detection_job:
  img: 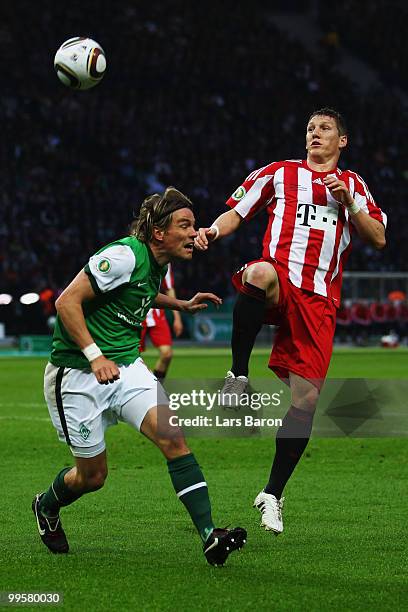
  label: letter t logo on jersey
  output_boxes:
[297,203,317,227]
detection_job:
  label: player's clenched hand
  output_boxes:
[194,227,217,251]
[323,176,354,207]
[182,292,222,314]
[91,355,120,384]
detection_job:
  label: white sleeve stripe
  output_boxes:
[354,174,368,198]
[251,165,269,181]
[381,210,388,228]
[234,175,274,217]
[246,164,269,182]
[354,173,375,204]
[353,172,386,219]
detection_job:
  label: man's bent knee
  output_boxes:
[292,386,319,413]
[243,262,279,303]
[159,346,173,363]
[290,373,320,413]
[141,405,190,458]
[74,467,108,493]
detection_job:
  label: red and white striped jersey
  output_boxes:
[227,159,387,304]
[145,264,174,327]
[162,264,174,292]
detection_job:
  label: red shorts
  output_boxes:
[140,312,172,352]
[232,260,337,389]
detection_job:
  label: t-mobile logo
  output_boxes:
[296,203,337,228]
[297,203,317,227]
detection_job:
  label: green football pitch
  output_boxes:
[0,348,407,611]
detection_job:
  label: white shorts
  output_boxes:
[44,358,169,458]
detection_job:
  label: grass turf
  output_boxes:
[0,349,407,611]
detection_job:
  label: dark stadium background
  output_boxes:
[1,0,407,339]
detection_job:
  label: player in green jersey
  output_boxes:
[32,187,246,566]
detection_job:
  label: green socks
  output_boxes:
[168,453,215,543]
[39,456,215,543]
[39,467,83,517]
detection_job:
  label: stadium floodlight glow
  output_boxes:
[20,292,40,305]
[0,293,13,305]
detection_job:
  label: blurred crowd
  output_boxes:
[1,1,407,335]
[317,0,408,86]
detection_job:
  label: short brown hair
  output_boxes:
[131,187,193,243]
[308,107,347,136]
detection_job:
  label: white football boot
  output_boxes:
[219,370,248,409]
[253,490,284,535]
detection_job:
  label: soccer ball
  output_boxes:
[54,37,106,90]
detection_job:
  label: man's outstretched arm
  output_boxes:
[194,209,243,251]
[153,292,222,312]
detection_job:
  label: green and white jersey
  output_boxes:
[50,236,167,369]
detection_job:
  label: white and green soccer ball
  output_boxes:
[54,37,107,90]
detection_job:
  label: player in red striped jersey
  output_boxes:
[195,108,386,535]
[140,263,183,380]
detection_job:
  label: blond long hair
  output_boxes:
[131,187,193,242]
